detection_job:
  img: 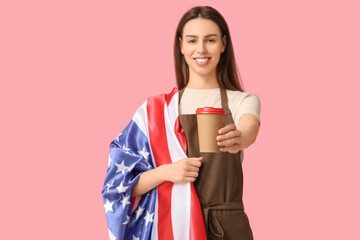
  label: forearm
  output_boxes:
[238,114,260,150]
[132,165,168,197]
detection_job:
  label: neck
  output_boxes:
[186,69,219,89]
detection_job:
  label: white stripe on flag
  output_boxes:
[151,188,159,240]
[133,99,159,239]
[166,92,187,159]
[165,92,190,240]
[132,100,149,138]
[167,92,180,131]
[133,99,157,169]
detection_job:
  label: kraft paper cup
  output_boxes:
[196,107,225,152]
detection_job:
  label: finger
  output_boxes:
[216,129,241,142]
[220,144,241,153]
[188,158,203,167]
[184,171,199,178]
[189,160,202,167]
[218,138,240,148]
[183,177,197,183]
[218,123,236,134]
[185,166,200,172]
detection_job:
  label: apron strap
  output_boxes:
[220,87,229,110]
[200,199,244,238]
[178,87,185,101]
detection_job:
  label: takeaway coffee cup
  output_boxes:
[196,107,226,152]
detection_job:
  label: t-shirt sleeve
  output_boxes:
[234,93,261,126]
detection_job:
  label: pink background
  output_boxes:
[1,0,359,239]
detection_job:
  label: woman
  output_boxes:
[133,5,260,238]
[102,5,260,240]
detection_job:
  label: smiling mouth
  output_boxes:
[194,57,211,63]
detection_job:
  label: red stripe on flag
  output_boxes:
[174,117,187,154]
[165,87,179,105]
[131,197,136,212]
[147,94,174,240]
[189,183,207,239]
[166,87,187,154]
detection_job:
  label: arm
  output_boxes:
[132,157,203,197]
[237,113,260,149]
[132,166,167,197]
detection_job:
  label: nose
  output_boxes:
[197,41,208,54]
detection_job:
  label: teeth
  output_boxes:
[195,58,210,62]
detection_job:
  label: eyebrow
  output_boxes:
[185,34,218,38]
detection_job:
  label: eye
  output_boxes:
[188,39,195,43]
[208,39,215,42]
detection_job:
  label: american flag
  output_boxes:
[101,87,206,240]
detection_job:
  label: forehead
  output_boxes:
[182,18,221,37]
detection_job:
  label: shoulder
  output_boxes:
[226,89,261,125]
[225,89,261,105]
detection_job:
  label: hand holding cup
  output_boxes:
[216,123,243,153]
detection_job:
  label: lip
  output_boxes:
[194,57,211,65]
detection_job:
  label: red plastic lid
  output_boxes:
[196,107,225,114]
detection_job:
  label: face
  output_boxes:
[179,18,226,78]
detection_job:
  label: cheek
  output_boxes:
[183,46,196,55]
[211,44,223,53]
[184,53,195,63]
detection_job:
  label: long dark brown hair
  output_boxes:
[174,6,245,91]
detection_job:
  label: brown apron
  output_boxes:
[178,87,254,240]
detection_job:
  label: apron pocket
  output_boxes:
[208,209,253,240]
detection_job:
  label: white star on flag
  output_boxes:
[144,210,154,225]
[127,163,135,172]
[116,132,123,142]
[133,235,140,240]
[117,182,129,194]
[104,199,114,213]
[115,161,129,174]
[120,194,131,209]
[108,155,112,168]
[146,162,152,169]
[122,144,131,153]
[105,180,114,193]
[138,146,150,160]
[123,215,130,225]
[135,206,144,220]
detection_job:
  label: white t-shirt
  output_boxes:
[179,87,261,126]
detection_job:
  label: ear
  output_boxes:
[179,37,184,54]
[221,35,227,53]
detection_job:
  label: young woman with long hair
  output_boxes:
[132,5,260,239]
